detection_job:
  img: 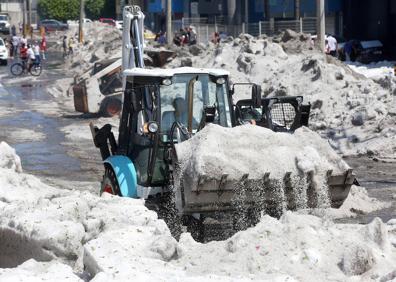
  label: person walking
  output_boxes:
[40,35,47,60]
[326,35,338,57]
[68,36,74,56]
[33,42,41,65]
[19,43,28,63]
[11,35,19,58]
[11,25,16,36]
[27,44,36,72]
[62,36,67,57]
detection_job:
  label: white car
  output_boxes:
[0,38,9,65]
[0,14,11,34]
[115,20,123,30]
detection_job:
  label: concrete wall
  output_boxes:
[0,2,24,26]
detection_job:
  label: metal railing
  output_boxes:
[172,17,319,44]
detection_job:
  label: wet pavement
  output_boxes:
[0,51,104,190]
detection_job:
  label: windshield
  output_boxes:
[0,39,4,46]
[0,15,8,21]
[160,74,231,138]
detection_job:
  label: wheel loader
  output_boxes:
[90,6,356,241]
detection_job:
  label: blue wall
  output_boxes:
[250,0,343,22]
[147,0,184,13]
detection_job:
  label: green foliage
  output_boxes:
[85,0,105,20]
[102,0,116,19]
[38,0,80,22]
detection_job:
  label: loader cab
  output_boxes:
[117,67,233,188]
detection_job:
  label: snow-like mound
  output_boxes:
[176,124,349,179]
[87,212,396,281]
[0,142,395,281]
[168,33,396,158]
[0,259,82,281]
[298,185,391,219]
[0,141,22,173]
[175,124,350,209]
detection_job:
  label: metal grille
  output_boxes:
[270,103,296,129]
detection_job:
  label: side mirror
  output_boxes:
[251,84,261,108]
[204,106,216,123]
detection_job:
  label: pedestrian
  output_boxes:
[211,32,220,44]
[158,31,166,45]
[20,36,27,46]
[68,36,74,56]
[326,35,338,57]
[19,43,28,70]
[27,44,36,72]
[188,27,197,45]
[33,41,41,65]
[11,35,19,57]
[62,36,67,57]
[40,35,47,60]
[324,39,330,54]
[19,43,28,62]
[343,40,352,61]
[11,25,16,36]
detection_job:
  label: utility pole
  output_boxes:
[316,0,325,52]
[22,0,26,37]
[27,0,32,39]
[166,0,171,45]
[244,0,248,26]
[79,0,84,43]
[295,0,300,20]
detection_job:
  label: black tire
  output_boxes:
[100,98,122,117]
[100,166,121,196]
[10,62,24,76]
[30,64,42,76]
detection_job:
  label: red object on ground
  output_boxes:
[99,18,116,26]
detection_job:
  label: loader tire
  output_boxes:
[101,166,121,196]
[100,98,122,117]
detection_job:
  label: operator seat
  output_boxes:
[161,97,188,133]
[161,110,176,132]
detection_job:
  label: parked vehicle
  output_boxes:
[0,37,9,65]
[39,19,68,32]
[338,40,383,64]
[0,14,11,35]
[99,18,116,26]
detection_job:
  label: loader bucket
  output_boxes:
[73,83,89,113]
[175,166,355,215]
[146,50,175,67]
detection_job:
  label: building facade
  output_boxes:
[343,0,396,58]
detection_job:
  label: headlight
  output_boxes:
[216,77,226,84]
[143,121,159,134]
[148,122,159,133]
[162,78,172,86]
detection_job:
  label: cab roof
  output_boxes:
[123,67,230,78]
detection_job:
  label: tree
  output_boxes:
[85,0,105,20]
[102,0,116,19]
[38,0,80,22]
